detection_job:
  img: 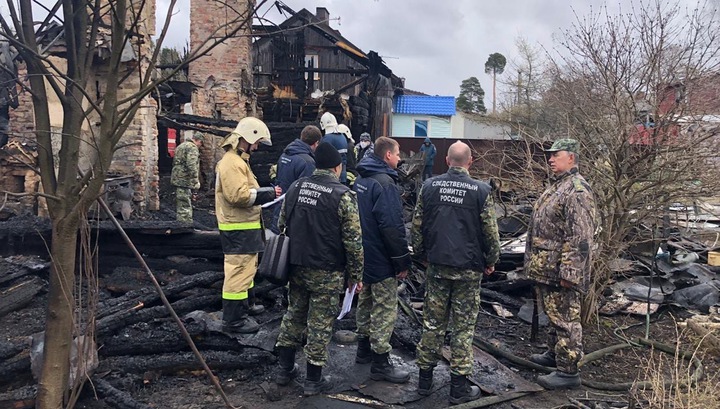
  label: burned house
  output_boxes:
[1,1,408,220]
[0,15,159,219]
[252,5,403,139]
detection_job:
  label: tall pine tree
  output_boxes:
[456,76,486,114]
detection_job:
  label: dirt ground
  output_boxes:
[2,176,720,408]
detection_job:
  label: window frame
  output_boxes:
[413,118,430,137]
[304,54,320,81]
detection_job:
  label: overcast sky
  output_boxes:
[156,0,710,103]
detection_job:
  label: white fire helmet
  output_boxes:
[337,124,352,141]
[221,117,272,150]
[320,112,339,133]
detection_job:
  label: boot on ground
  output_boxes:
[529,349,557,367]
[275,346,298,386]
[222,299,260,334]
[417,368,434,396]
[304,363,331,396]
[449,373,481,405]
[247,288,265,316]
[536,370,581,390]
[355,336,372,364]
[370,351,410,384]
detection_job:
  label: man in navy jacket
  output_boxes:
[353,136,412,384]
[270,125,322,234]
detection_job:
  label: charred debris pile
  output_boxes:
[1,179,720,407]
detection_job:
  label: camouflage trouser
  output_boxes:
[416,275,481,375]
[275,271,339,367]
[175,187,192,223]
[356,277,398,354]
[536,284,583,373]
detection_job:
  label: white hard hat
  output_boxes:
[222,117,272,150]
[320,112,339,133]
[337,124,352,141]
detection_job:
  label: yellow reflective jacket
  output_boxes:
[215,149,264,254]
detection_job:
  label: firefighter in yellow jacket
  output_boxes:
[216,117,281,333]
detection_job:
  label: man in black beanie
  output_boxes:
[274,142,365,395]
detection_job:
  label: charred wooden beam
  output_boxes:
[96,270,222,320]
[96,229,225,260]
[97,350,275,374]
[251,25,283,34]
[100,320,251,357]
[0,264,33,286]
[0,337,30,360]
[96,294,219,338]
[0,276,47,318]
[275,67,369,75]
[336,75,369,94]
[162,112,238,128]
[0,351,31,386]
[89,377,152,409]
[480,288,524,310]
[0,385,36,409]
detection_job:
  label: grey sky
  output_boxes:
[156,0,702,102]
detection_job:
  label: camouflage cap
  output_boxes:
[545,138,578,153]
[192,132,205,141]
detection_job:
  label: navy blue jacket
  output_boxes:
[276,139,315,192]
[271,139,315,233]
[354,154,412,283]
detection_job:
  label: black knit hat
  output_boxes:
[315,142,342,169]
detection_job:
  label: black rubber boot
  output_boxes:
[536,371,581,390]
[222,299,260,334]
[304,363,331,396]
[355,336,372,364]
[417,368,434,396]
[449,373,481,405]
[529,350,557,367]
[275,346,298,386]
[247,287,265,316]
[370,352,410,384]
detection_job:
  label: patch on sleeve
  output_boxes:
[572,178,586,192]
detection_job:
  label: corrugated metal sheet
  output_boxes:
[393,95,456,116]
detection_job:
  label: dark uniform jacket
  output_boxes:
[354,153,412,284]
[524,167,596,291]
[417,167,495,271]
[284,172,350,271]
[276,139,316,193]
[271,139,315,233]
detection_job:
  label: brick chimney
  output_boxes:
[315,7,329,23]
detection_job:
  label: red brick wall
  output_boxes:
[189,0,256,184]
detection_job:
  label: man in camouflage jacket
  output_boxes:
[274,142,364,396]
[171,132,203,223]
[525,138,597,390]
[411,141,500,405]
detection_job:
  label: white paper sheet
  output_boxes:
[260,193,285,208]
[337,284,357,320]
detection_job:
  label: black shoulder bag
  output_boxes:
[257,198,293,286]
